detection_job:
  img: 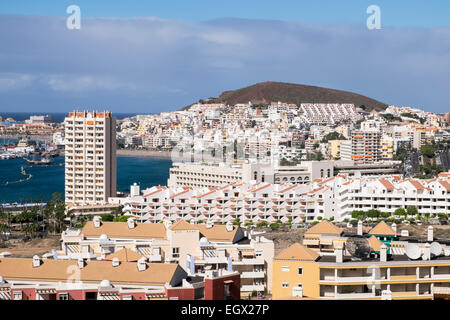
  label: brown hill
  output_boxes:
[183,81,388,111]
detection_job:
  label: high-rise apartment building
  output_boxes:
[64,111,117,207]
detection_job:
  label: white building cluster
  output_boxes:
[120,173,450,224]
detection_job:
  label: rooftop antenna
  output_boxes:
[430,242,443,257]
[405,243,421,260]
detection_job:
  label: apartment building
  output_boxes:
[168,161,334,188]
[59,218,274,295]
[273,242,450,300]
[273,219,450,301]
[0,255,240,300]
[349,128,382,164]
[123,173,450,224]
[64,111,117,207]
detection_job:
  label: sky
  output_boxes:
[0,1,449,114]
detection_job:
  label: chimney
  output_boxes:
[32,255,41,268]
[392,223,397,236]
[244,230,248,237]
[357,220,363,236]
[206,221,213,229]
[422,243,431,261]
[112,257,120,267]
[427,226,433,242]
[380,244,387,262]
[78,258,85,269]
[137,257,147,271]
[226,222,233,232]
[93,216,102,228]
[335,247,343,263]
[163,220,172,229]
[127,217,136,229]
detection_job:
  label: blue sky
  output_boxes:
[0,1,449,113]
[1,0,450,27]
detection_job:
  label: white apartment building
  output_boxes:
[64,111,117,207]
[167,161,335,188]
[121,173,450,224]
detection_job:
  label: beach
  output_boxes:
[117,149,172,159]
[117,149,222,162]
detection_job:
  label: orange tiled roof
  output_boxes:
[368,221,396,236]
[274,243,319,261]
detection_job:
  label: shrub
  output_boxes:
[367,209,381,218]
[270,223,280,229]
[317,216,323,220]
[381,212,391,218]
[438,213,448,220]
[394,208,406,217]
[113,215,134,222]
[100,214,114,222]
[257,221,268,228]
[310,221,319,226]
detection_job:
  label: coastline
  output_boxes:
[117,149,173,159]
[116,149,223,162]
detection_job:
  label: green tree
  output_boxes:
[406,206,418,216]
[394,208,406,217]
[367,209,381,218]
[420,144,435,158]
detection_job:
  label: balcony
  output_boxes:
[390,275,417,281]
[233,258,265,265]
[322,292,377,299]
[241,284,265,292]
[148,254,163,262]
[240,271,265,279]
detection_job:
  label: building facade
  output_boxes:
[64,111,117,207]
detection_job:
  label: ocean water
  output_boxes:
[0,112,155,123]
[0,156,172,204]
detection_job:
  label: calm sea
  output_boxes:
[0,112,155,123]
[0,156,172,204]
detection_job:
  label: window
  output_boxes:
[298,267,303,275]
[13,291,23,300]
[282,266,290,272]
[172,247,180,258]
[59,293,69,300]
[282,283,289,288]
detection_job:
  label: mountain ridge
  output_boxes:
[182,81,388,111]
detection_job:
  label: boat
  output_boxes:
[25,153,52,165]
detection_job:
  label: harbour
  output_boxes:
[0,156,172,204]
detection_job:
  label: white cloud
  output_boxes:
[0,73,34,91]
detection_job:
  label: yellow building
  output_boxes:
[328,140,347,159]
[272,242,450,300]
[380,136,394,160]
[272,243,321,299]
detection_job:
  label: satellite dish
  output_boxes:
[430,242,442,257]
[346,238,371,259]
[405,243,421,260]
